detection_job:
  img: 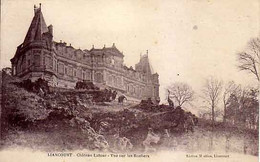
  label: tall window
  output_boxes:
[117,78,122,86]
[83,72,85,80]
[53,60,57,71]
[58,63,64,74]
[68,66,73,76]
[34,55,40,66]
[108,75,112,84]
[65,67,67,75]
[113,76,116,85]
[86,72,91,80]
[95,73,103,83]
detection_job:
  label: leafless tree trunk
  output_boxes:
[237,37,260,81]
[202,77,222,128]
[167,82,194,106]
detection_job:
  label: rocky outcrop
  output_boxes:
[1,72,197,152]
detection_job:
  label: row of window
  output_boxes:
[16,53,37,74]
[126,83,144,97]
[57,49,126,70]
[107,74,122,87]
[53,53,147,83]
[56,61,92,80]
[55,61,104,83]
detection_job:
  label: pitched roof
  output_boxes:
[89,44,124,57]
[23,6,49,45]
[135,54,154,74]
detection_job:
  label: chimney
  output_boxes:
[48,25,53,36]
[112,43,115,47]
[34,5,37,14]
[34,3,41,15]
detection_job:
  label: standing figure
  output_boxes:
[103,88,109,101]
[118,95,127,105]
[108,89,113,101]
[112,90,117,101]
[167,90,174,108]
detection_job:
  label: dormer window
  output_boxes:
[111,58,115,65]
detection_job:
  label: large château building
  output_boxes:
[10,5,160,101]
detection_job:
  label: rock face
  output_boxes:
[2,72,258,156]
[1,72,197,152]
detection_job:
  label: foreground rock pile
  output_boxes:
[1,72,198,152]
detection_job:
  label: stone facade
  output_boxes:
[10,5,160,101]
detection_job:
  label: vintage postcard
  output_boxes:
[0,0,259,162]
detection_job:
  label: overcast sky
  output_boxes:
[1,0,259,105]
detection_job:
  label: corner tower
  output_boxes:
[10,4,55,83]
[135,50,160,101]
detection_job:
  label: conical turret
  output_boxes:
[23,4,49,45]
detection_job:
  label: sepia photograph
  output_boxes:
[0,0,259,162]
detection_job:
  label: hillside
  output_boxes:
[0,72,258,156]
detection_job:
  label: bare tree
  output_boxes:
[223,81,240,123]
[167,82,194,106]
[202,77,222,127]
[237,37,260,81]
